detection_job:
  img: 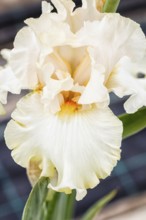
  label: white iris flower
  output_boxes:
[3,0,146,200]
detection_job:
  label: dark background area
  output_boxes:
[0,1,146,219]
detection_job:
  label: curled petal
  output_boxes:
[42,75,74,113]
[25,12,74,49]
[5,93,122,200]
[51,0,67,20]
[76,13,146,75]
[107,57,146,113]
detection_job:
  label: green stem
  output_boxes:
[51,194,68,220]
[65,191,76,220]
[44,192,60,220]
[43,191,76,220]
[102,0,121,12]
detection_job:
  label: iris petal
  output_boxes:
[5,93,122,200]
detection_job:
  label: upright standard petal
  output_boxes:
[5,93,122,200]
[76,12,146,113]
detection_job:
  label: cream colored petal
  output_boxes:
[42,75,74,113]
[70,0,101,33]
[124,92,146,114]
[82,0,101,9]
[59,0,75,14]
[0,67,21,104]
[10,27,40,89]
[1,49,11,61]
[51,0,67,20]
[107,57,146,113]
[25,13,74,50]
[0,66,20,114]
[36,62,55,86]
[44,50,71,74]
[5,93,122,200]
[131,55,146,77]
[41,1,100,34]
[77,13,146,59]
[73,50,91,85]
[57,46,87,72]
[42,1,53,14]
[43,76,74,100]
[78,67,109,106]
[76,13,146,76]
[47,0,100,33]
[78,48,109,106]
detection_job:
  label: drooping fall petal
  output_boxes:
[5,93,122,200]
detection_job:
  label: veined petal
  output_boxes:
[58,46,87,73]
[73,50,91,85]
[5,93,122,200]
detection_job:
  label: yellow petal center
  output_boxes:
[59,100,81,115]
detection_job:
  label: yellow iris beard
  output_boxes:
[60,101,81,115]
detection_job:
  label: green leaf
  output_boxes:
[22,177,49,220]
[119,107,146,139]
[102,0,121,12]
[82,190,117,220]
[22,177,75,220]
